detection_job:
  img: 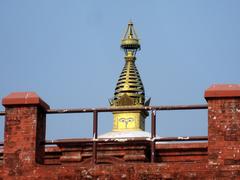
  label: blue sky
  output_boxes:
[0,1,240,141]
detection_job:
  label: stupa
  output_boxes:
[100,21,151,138]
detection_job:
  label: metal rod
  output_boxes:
[151,140,155,163]
[46,104,208,114]
[0,111,5,116]
[92,110,98,164]
[151,110,156,163]
[43,136,208,145]
[151,110,156,139]
[93,110,98,139]
[155,136,208,142]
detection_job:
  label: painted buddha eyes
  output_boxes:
[119,118,134,123]
[119,118,134,128]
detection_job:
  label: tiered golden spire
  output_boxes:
[110,21,149,132]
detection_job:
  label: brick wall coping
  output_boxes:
[2,92,49,110]
[205,84,240,98]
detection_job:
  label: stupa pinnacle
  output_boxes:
[110,21,145,107]
[109,21,150,133]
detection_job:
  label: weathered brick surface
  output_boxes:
[205,85,240,179]
[0,86,240,179]
[1,92,48,178]
[206,98,240,172]
[3,106,45,176]
[1,161,211,179]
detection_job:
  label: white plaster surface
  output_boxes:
[99,130,152,138]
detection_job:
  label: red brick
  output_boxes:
[2,92,49,110]
[0,85,240,179]
[205,84,240,98]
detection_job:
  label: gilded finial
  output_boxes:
[121,21,141,56]
[111,21,145,107]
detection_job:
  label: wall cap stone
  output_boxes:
[2,92,50,110]
[205,84,240,99]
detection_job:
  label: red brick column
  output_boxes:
[205,85,240,168]
[2,92,49,176]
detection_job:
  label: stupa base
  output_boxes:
[99,130,152,139]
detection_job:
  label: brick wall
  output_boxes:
[0,85,239,179]
[205,84,240,178]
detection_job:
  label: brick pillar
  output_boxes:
[2,92,49,176]
[205,84,240,168]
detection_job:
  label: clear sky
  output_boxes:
[0,1,240,141]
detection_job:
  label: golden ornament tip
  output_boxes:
[121,21,141,56]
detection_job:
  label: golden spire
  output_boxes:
[110,21,149,132]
